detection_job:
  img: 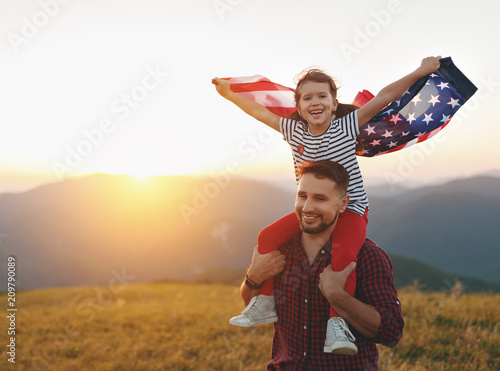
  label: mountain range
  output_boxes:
[0,173,499,292]
[367,176,500,283]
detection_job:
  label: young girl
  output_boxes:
[212,56,441,355]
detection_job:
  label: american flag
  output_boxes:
[224,57,477,157]
[223,75,296,118]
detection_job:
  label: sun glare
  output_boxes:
[120,150,163,179]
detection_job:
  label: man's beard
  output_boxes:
[299,212,339,234]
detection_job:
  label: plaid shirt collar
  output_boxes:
[291,233,332,273]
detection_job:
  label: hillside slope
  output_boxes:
[368,176,500,282]
[0,174,499,290]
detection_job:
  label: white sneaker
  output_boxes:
[323,317,358,355]
[229,295,278,327]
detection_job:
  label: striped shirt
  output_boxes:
[280,111,369,216]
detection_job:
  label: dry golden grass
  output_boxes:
[0,283,498,370]
[380,289,499,371]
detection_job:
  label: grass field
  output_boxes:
[1,283,498,370]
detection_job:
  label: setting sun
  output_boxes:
[120,150,163,179]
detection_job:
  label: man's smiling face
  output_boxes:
[295,172,348,235]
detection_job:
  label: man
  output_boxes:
[238,160,404,370]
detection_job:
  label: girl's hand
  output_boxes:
[211,76,281,131]
[417,56,442,76]
[212,77,233,99]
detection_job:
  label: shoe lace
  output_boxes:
[241,296,259,315]
[332,318,356,342]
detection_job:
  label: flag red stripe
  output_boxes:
[376,119,452,156]
[264,106,296,117]
[223,64,475,158]
[230,81,295,93]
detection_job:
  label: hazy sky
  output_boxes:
[1,0,499,193]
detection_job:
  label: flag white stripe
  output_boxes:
[238,91,295,108]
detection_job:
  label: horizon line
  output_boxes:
[1,169,500,197]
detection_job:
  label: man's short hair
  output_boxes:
[297,160,350,194]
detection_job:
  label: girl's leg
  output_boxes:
[329,208,368,317]
[258,211,301,295]
[229,214,300,327]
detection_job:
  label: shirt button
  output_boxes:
[321,250,325,254]
[304,299,308,303]
[303,325,307,330]
[303,352,307,357]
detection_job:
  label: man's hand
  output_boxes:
[240,246,286,306]
[318,262,356,307]
[319,262,383,339]
[247,246,286,285]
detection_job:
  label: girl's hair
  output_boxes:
[288,68,359,122]
[288,68,365,154]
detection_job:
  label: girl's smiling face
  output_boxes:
[296,81,338,135]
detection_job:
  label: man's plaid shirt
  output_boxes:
[268,236,404,370]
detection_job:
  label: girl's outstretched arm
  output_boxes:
[357,56,442,128]
[212,77,281,132]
